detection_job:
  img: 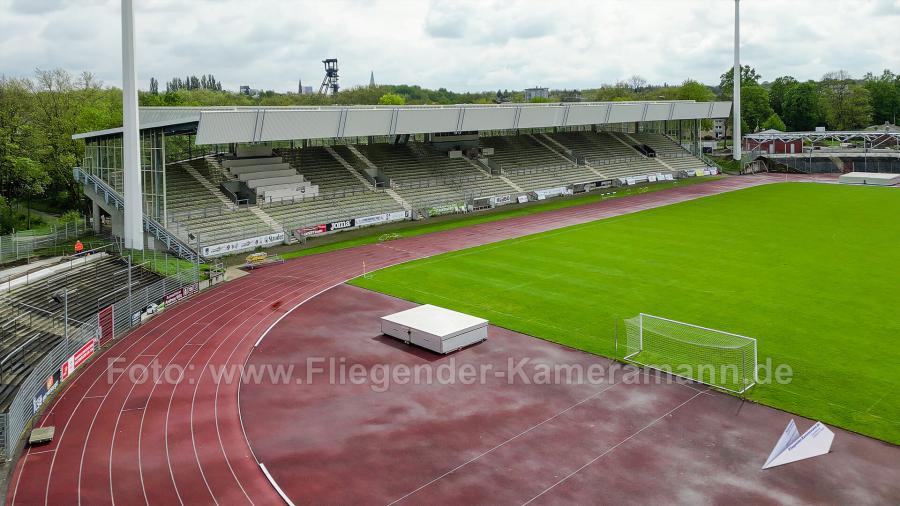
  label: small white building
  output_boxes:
[524,87,550,102]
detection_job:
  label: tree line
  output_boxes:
[719,66,899,134]
[0,66,897,233]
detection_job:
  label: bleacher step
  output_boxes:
[527,134,576,165]
[181,163,234,207]
[540,133,609,179]
[619,132,676,173]
[328,146,412,211]
[324,146,376,190]
[465,158,522,192]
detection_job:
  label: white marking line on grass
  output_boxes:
[386,381,621,506]
[521,389,705,505]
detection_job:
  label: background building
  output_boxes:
[524,87,550,102]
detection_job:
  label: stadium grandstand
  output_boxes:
[0,254,161,415]
[72,101,730,260]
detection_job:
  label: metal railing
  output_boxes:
[500,162,575,177]
[391,173,487,191]
[585,155,647,167]
[3,314,99,457]
[221,185,250,207]
[259,185,375,207]
[280,199,405,234]
[168,204,237,224]
[74,168,201,263]
[1,266,200,457]
[0,219,90,264]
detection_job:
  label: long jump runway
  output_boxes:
[7,174,893,505]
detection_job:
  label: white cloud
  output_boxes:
[0,0,896,92]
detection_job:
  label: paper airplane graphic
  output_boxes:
[762,419,834,469]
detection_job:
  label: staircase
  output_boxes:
[615,132,674,173]
[74,168,201,262]
[332,146,412,211]
[181,163,234,207]
[325,146,376,189]
[467,158,522,192]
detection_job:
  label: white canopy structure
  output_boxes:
[73,101,733,144]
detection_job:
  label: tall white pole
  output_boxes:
[121,0,143,250]
[733,0,742,161]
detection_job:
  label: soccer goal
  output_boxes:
[623,313,758,394]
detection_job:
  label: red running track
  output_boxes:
[6,175,836,505]
[241,284,900,505]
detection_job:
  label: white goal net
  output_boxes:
[624,313,758,394]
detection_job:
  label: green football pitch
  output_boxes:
[351,183,900,444]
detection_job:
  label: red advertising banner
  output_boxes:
[99,305,113,344]
[60,338,98,381]
[164,284,198,306]
[296,224,326,237]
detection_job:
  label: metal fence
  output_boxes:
[259,185,376,207]
[168,204,238,224]
[3,313,99,456]
[391,173,488,191]
[498,161,575,175]
[0,268,197,458]
[0,219,90,264]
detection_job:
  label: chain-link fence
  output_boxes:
[0,219,91,264]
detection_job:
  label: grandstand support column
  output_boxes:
[733,0,742,161]
[92,200,101,233]
[694,119,700,154]
[121,0,143,250]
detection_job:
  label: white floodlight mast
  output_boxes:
[733,0,742,161]
[122,0,143,249]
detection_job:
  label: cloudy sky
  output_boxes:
[1,0,898,92]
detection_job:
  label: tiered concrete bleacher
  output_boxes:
[479,135,599,191]
[631,133,709,173]
[0,256,161,410]
[155,133,710,250]
[279,147,367,194]
[261,147,400,229]
[546,131,667,180]
[165,163,224,219]
[355,143,516,206]
[222,155,319,203]
[165,159,274,244]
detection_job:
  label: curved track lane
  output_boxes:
[7,175,819,505]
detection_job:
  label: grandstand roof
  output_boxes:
[73,101,733,144]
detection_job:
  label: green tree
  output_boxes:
[761,113,787,131]
[719,65,762,98]
[718,65,764,144]
[677,80,715,130]
[863,70,900,125]
[377,93,406,105]
[677,79,715,102]
[782,81,823,131]
[819,71,873,130]
[768,76,798,116]
[741,85,774,132]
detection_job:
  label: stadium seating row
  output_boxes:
[157,132,711,245]
[0,257,161,410]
